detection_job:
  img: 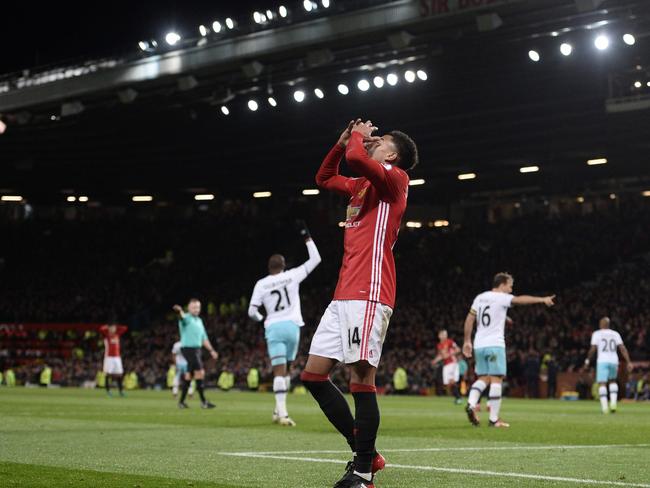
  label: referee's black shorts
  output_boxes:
[180,347,203,373]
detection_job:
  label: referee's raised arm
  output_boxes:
[172,304,186,320]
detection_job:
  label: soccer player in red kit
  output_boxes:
[98,324,128,397]
[432,329,463,404]
[300,119,418,488]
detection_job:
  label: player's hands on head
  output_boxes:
[172,304,182,313]
[462,342,473,358]
[543,295,556,307]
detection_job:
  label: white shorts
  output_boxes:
[103,356,124,375]
[442,362,460,385]
[309,300,393,368]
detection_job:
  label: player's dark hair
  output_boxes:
[389,130,419,171]
[268,254,285,273]
[493,272,514,288]
[188,297,200,304]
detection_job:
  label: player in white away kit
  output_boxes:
[585,317,633,414]
[462,273,555,427]
[248,221,321,426]
[171,340,194,398]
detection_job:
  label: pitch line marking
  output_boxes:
[218,452,650,488]
[222,443,650,456]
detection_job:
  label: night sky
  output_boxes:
[1,1,284,74]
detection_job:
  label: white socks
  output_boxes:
[488,383,503,423]
[273,376,288,418]
[609,382,618,411]
[599,385,608,413]
[468,380,487,408]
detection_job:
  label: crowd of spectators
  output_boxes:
[1,197,649,395]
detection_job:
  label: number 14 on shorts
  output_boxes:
[348,326,361,348]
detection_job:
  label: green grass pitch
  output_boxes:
[1,388,649,487]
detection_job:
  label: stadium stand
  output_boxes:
[1,197,649,395]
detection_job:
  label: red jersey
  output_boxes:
[437,339,459,365]
[98,325,128,358]
[316,132,409,308]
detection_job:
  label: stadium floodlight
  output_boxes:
[357,79,370,91]
[520,165,539,173]
[220,105,230,115]
[322,0,330,7]
[416,70,428,81]
[138,41,148,51]
[268,97,277,107]
[576,196,585,203]
[212,21,222,33]
[260,13,267,22]
[132,195,153,202]
[293,90,306,103]
[647,82,650,88]
[404,70,416,83]
[409,179,425,186]
[458,173,477,180]
[194,194,215,201]
[303,0,315,12]
[266,10,274,20]
[302,189,320,196]
[386,73,398,86]
[66,196,76,202]
[528,50,541,62]
[337,84,349,95]
[623,33,636,46]
[373,76,385,88]
[279,6,288,18]
[594,35,609,50]
[634,81,642,88]
[1,195,23,202]
[78,196,89,202]
[406,221,422,228]
[253,191,272,198]
[642,190,650,197]
[199,25,208,36]
[551,31,559,37]
[609,193,616,200]
[225,18,235,29]
[247,100,259,111]
[165,32,181,46]
[560,43,573,56]
[434,220,450,227]
[314,88,325,99]
[587,158,607,165]
[253,11,263,23]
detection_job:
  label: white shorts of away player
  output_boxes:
[103,356,124,375]
[309,300,393,368]
[442,362,460,386]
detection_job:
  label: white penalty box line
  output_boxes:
[219,444,650,488]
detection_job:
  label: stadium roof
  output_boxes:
[1,0,649,204]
